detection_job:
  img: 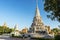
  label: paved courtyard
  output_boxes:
[0,38,30,40]
[0,35,31,40]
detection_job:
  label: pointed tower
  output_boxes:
[3,22,7,27]
[11,24,20,36]
[30,0,45,33]
[14,24,19,31]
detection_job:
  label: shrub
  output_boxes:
[0,32,3,35]
[31,37,54,40]
[55,35,60,40]
[11,34,23,38]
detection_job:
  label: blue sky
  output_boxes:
[0,0,60,30]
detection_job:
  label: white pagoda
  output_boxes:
[11,24,20,36]
[29,0,46,33]
[29,0,54,38]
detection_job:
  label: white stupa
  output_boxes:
[14,24,19,30]
[11,24,20,36]
[29,0,54,38]
[30,0,45,33]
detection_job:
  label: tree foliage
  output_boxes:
[52,28,60,35]
[0,26,13,34]
[55,35,60,40]
[44,0,60,22]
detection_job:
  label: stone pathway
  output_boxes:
[0,35,31,40]
[0,34,37,40]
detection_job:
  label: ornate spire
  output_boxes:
[36,0,38,6]
[3,22,7,27]
[35,0,40,17]
[14,24,18,30]
[30,0,45,33]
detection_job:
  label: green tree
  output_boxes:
[44,0,60,22]
[55,35,60,40]
[52,28,60,35]
[0,26,14,34]
[0,26,4,34]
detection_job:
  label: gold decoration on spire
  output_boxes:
[3,22,6,26]
[36,0,38,6]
